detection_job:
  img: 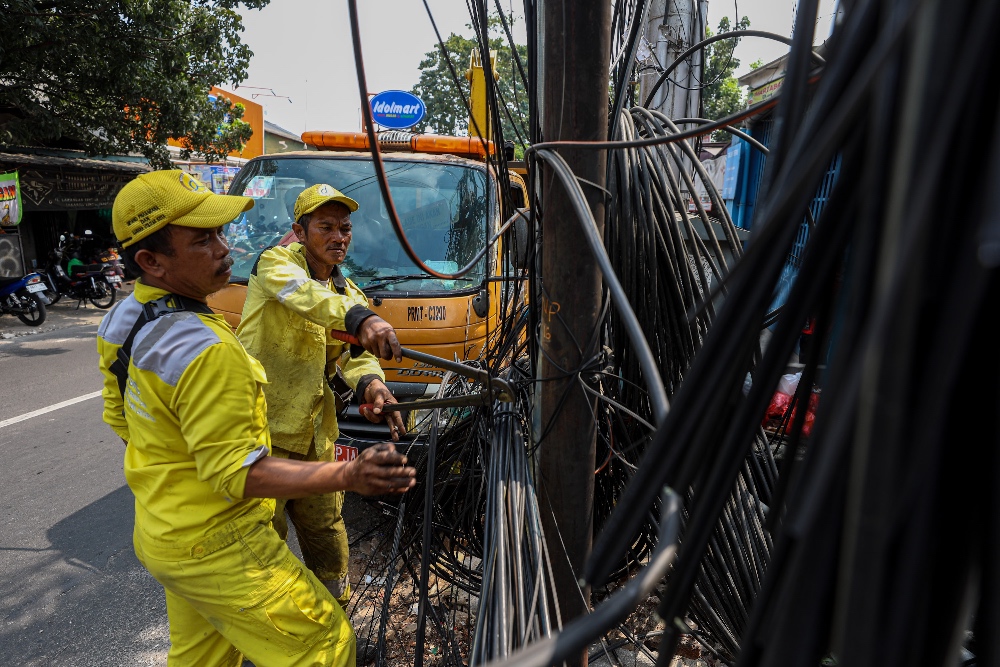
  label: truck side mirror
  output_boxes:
[472,288,489,318]
[508,208,532,272]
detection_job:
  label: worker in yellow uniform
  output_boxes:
[96,170,416,667]
[237,183,406,607]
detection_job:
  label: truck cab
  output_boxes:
[207,130,528,441]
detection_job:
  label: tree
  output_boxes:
[409,19,529,156]
[0,0,269,168]
[702,16,751,141]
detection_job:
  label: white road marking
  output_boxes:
[0,391,103,429]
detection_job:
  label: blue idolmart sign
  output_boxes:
[370,90,426,130]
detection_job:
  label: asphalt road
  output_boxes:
[0,296,172,667]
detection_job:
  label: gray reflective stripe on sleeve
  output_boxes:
[276,276,309,303]
[241,445,268,468]
[131,312,221,386]
[97,295,143,344]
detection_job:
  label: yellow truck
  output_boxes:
[206,129,529,440]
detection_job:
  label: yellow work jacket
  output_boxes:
[97,281,274,544]
[236,243,384,456]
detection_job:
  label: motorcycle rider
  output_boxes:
[66,249,84,277]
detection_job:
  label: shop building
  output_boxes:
[0,148,149,277]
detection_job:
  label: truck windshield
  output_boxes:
[223,156,493,292]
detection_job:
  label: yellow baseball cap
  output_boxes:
[112,170,254,248]
[293,183,359,222]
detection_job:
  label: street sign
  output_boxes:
[370,90,426,130]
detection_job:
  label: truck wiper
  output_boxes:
[361,274,476,290]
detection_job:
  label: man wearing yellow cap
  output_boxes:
[96,170,416,666]
[236,183,406,609]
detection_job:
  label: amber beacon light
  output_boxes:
[302,131,494,160]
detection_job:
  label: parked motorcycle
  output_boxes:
[39,234,119,308]
[0,272,47,326]
[95,245,125,282]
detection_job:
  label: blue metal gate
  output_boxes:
[723,115,841,314]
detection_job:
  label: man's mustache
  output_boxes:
[216,255,235,274]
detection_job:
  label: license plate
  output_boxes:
[108,276,122,283]
[334,444,358,462]
[26,283,46,293]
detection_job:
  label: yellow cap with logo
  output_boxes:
[293,183,359,222]
[112,170,254,248]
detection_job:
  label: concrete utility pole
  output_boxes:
[538,0,612,665]
[638,0,708,120]
[638,0,707,201]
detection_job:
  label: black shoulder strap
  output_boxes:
[108,294,214,398]
[250,245,277,277]
[330,264,348,295]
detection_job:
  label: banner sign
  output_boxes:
[13,169,138,211]
[370,90,426,130]
[0,171,23,225]
[749,77,784,105]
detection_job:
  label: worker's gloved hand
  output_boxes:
[346,443,416,495]
[357,315,402,362]
[361,379,406,441]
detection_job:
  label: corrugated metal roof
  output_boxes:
[264,120,303,142]
[0,149,151,173]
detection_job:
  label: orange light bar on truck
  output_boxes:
[302,131,371,151]
[302,131,495,159]
[412,134,494,157]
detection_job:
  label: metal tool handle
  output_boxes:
[329,330,362,346]
[330,330,490,383]
[359,393,489,414]
[331,330,514,402]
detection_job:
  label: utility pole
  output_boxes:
[638,0,707,200]
[538,1,612,665]
[639,0,707,119]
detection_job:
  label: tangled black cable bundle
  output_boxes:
[340,0,1000,665]
[342,0,783,663]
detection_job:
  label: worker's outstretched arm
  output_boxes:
[252,247,402,360]
[244,442,415,499]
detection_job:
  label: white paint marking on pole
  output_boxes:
[0,391,103,429]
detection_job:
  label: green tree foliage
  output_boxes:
[702,16,751,141]
[0,0,269,168]
[409,19,529,154]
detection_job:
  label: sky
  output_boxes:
[707,0,839,70]
[235,0,839,137]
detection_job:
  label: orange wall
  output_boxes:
[168,86,264,160]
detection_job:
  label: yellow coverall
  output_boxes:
[97,281,355,667]
[237,242,385,604]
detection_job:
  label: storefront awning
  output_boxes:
[0,150,150,173]
[0,148,150,211]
